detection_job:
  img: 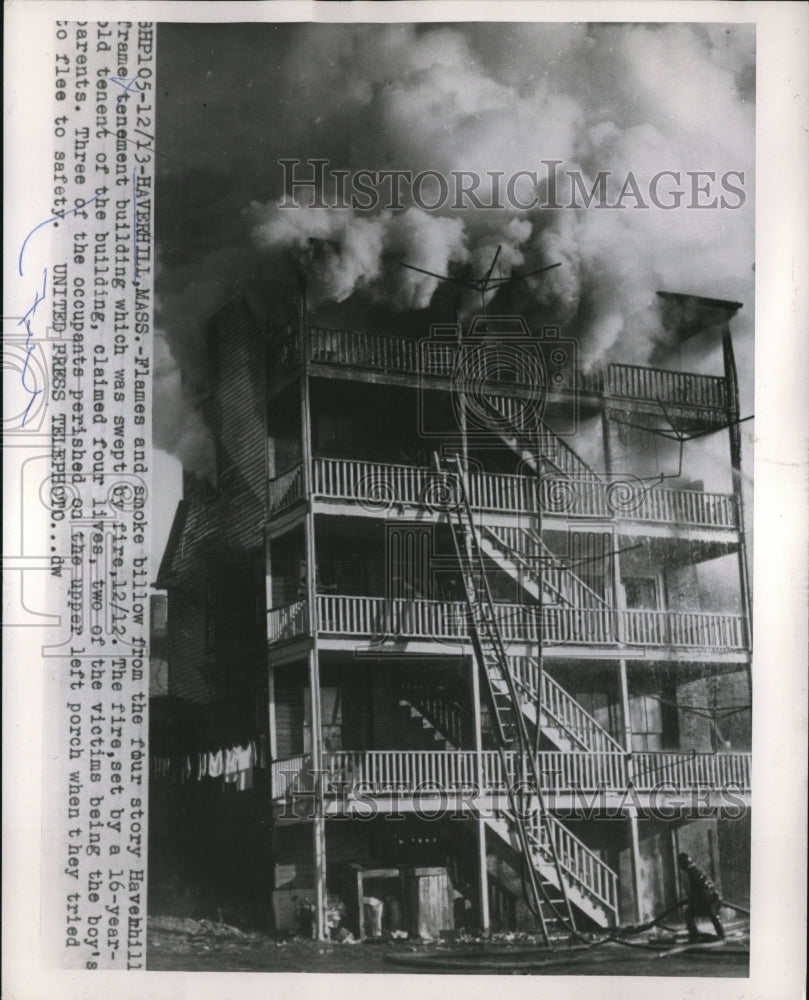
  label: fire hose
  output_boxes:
[385,897,749,971]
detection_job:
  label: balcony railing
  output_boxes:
[631,750,751,789]
[271,753,312,800]
[268,325,730,412]
[267,600,308,644]
[622,608,746,649]
[272,749,752,801]
[607,363,728,410]
[301,457,740,529]
[265,594,748,652]
[268,464,304,513]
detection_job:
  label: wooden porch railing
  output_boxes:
[268,464,304,513]
[621,608,746,649]
[271,753,312,801]
[310,326,421,374]
[307,457,739,529]
[607,362,728,410]
[631,750,752,789]
[313,457,431,509]
[538,475,739,527]
[267,600,308,644]
[318,749,751,797]
[268,326,730,413]
[313,594,747,651]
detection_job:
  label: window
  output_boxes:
[387,525,432,601]
[623,576,662,610]
[303,687,343,752]
[630,694,664,751]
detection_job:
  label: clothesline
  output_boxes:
[152,735,269,792]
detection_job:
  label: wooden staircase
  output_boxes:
[479,524,610,611]
[483,395,600,481]
[398,679,620,929]
[431,454,619,934]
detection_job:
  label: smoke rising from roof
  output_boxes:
[155,22,754,476]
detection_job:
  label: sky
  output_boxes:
[151,20,755,574]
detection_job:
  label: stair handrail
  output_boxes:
[482,395,602,481]
[485,524,611,610]
[509,658,625,754]
[528,810,619,914]
[399,681,468,747]
[525,526,611,609]
[479,525,571,608]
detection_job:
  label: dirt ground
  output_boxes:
[147,915,750,976]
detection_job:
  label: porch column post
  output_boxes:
[308,648,326,940]
[265,531,278,761]
[618,659,633,755]
[299,280,327,941]
[470,655,490,933]
[618,659,643,921]
[268,667,277,760]
[627,807,644,923]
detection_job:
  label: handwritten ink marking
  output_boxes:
[110,77,139,100]
[17,268,48,426]
[20,266,48,328]
[18,196,102,277]
[98,128,202,177]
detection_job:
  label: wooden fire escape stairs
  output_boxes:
[433,450,620,939]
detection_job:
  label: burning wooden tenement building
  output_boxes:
[150,288,751,943]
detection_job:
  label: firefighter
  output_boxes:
[678,852,725,941]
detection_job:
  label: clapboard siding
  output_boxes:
[166,585,219,706]
[211,298,268,553]
[159,298,269,706]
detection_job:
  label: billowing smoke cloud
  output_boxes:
[153,328,216,478]
[248,203,470,310]
[156,21,754,472]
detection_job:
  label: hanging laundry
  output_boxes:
[224,745,240,784]
[234,742,256,791]
[208,748,224,779]
[181,755,193,783]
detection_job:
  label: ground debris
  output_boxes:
[146,915,749,975]
[148,915,265,955]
